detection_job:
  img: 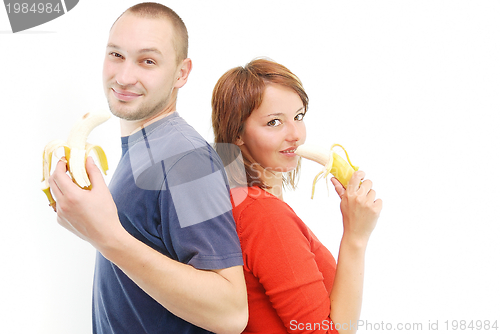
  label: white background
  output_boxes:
[1,1,499,333]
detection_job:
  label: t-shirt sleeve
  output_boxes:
[159,144,243,270]
[239,198,338,333]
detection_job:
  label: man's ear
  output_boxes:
[174,58,193,88]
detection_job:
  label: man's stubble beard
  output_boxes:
[108,93,171,122]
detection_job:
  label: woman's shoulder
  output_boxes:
[231,186,292,214]
[230,186,307,235]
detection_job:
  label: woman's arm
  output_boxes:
[329,171,383,334]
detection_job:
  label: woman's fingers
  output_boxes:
[346,170,365,194]
[366,188,376,203]
[331,177,345,198]
[358,179,373,197]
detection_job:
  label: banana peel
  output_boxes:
[295,143,359,199]
[41,111,111,211]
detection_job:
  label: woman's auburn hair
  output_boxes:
[211,58,309,190]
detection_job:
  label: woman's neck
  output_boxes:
[262,170,283,200]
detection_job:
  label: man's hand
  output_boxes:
[48,156,122,250]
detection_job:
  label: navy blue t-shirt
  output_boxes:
[92,112,243,334]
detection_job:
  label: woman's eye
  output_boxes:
[110,52,122,58]
[295,113,305,121]
[267,119,282,127]
[144,59,156,65]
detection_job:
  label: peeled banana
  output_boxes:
[295,143,359,199]
[41,111,111,211]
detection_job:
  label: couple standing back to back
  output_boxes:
[49,2,382,333]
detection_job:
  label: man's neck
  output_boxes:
[120,109,176,137]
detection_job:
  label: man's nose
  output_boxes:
[115,61,138,86]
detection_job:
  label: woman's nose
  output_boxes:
[286,122,301,143]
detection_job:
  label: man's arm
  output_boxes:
[49,157,248,334]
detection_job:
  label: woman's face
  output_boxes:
[238,83,306,175]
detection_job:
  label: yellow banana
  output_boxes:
[295,143,359,199]
[41,111,111,211]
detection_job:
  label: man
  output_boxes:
[48,3,248,333]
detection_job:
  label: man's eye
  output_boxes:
[144,59,156,65]
[267,119,282,127]
[111,52,122,58]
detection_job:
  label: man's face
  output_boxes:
[103,13,182,122]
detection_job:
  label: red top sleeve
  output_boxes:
[231,187,339,334]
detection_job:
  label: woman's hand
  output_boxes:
[331,171,382,246]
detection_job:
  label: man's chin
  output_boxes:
[107,96,170,122]
[108,103,139,121]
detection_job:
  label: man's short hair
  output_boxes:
[118,2,188,64]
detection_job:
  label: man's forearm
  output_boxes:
[100,225,248,334]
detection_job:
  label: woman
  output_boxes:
[212,58,382,333]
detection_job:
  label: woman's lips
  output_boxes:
[280,148,297,157]
[112,88,142,102]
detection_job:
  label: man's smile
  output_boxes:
[111,88,142,102]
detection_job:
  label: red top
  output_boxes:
[231,187,339,334]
